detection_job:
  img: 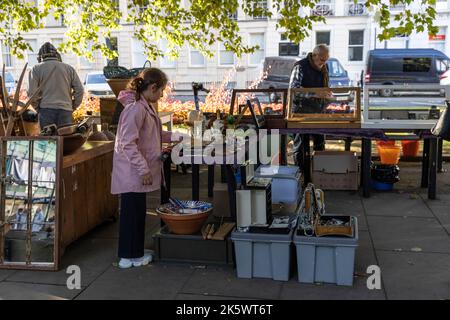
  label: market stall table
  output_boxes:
[277,128,440,200]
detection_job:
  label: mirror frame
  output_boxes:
[0,136,62,271]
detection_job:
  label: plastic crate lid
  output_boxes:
[255,165,301,179]
[231,228,294,243]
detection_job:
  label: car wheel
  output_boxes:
[379,88,393,97]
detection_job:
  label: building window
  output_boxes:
[348,30,364,61]
[132,38,147,68]
[252,0,268,20]
[249,33,265,66]
[279,43,299,56]
[312,0,335,17]
[1,42,13,67]
[279,33,299,56]
[218,43,235,66]
[345,1,366,16]
[229,11,238,20]
[316,31,331,46]
[159,39,176,68]
[27,39,38,67]
[190,47,205,67]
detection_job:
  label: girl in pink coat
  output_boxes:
[111,68,171,269]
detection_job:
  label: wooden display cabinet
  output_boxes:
[0,137,118,270]
[230,89,288,129]
[287,87,361,128]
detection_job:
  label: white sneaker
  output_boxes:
[132,252,153,267]
[118,258,133,269]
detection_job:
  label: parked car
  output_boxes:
[4,72,16,95]
[84,72,114,96]
[364,48,450,97]
[257,56,353,101]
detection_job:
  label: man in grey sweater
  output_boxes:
[28,42,84,130]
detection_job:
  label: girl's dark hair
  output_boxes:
[127,68,168,100]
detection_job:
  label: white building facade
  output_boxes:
[1,0,449,87]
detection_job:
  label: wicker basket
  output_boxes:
[107,79,131,97]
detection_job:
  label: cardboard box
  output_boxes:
[312,151,359,190]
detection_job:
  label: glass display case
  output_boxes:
[286,87,361,128]
[229,89,288,129]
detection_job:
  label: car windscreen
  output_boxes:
[327,59,347,77]
[87,74,106,84]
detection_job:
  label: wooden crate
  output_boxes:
[287,87,361,129]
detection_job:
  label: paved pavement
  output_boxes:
[0,162,449,300]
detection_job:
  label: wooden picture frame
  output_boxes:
[287,87,361,128]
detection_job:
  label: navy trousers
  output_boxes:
[118,192,147,259]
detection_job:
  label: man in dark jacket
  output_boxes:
[289,44,332,167]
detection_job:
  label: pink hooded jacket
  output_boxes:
[111,90,172,194]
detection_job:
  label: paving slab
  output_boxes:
[421,193,450,206]
[279,276,386,300]
[355,231,378,274]
[377,251,450,300]
[0,282,80,300]
[6,238,117,287]
[76,264,194,300]
[362,192,433,218]
[0,270,16,282]
[367,216,450,253]
[427,206,450,235]
[180,266,282,300]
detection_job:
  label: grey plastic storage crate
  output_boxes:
[294,217,358,286]
[231,229,293,281]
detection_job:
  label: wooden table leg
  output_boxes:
[438,138,444,173]
[345,137,352,151]
[160,153,171,205]
[421,138,430,188]
[428,137,438,200]
[303,134,311,185]
[362,138,372,198]
[208,165,214,198]
[225,165,237,221]
[280,134,287,166]
[220,165,227,183]
[192,164,200,201]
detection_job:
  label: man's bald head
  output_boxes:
[312,44,330,70]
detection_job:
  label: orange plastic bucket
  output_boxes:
[377,145,401,165]
[376,140,396,147]
[401,140,420,157]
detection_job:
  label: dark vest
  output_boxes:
[293,56,328,113]
[295,57,326,88]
